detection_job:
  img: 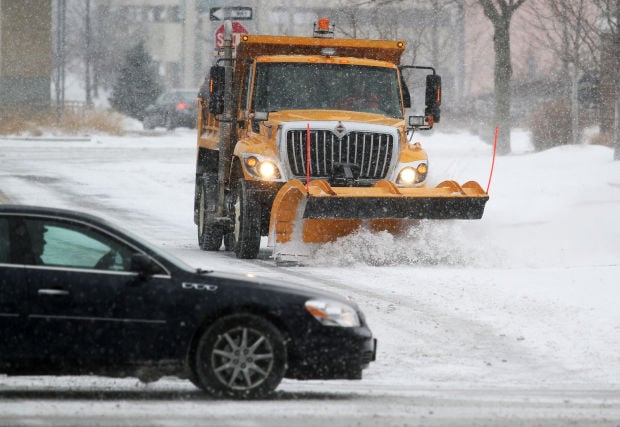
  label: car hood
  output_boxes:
[192,269,357,307]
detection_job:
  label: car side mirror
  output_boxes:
[208,65,225,115]
[130,253,161,278]
[425,74,441,123]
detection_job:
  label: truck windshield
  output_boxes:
[252,62,403,118]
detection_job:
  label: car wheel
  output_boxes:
[165,114,175,130]
[194,314,286,399]
[197,177,223,251]
[143,116,155,130]
[229,179,261,259]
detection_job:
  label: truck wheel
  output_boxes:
[223,232,234,252]
[193,314,286,399]
[230,179,261,259]
[198,180,223,251]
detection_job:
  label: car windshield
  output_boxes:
[252,62,403,118]
[173,91,197,103]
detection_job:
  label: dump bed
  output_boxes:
[236,34,406,64]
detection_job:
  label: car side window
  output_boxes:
[14,217,135,272]
[0,217,9,263]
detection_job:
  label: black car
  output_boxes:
[142,89,198,130]
[0,205,375,398]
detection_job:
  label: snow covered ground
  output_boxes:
[1,126,619,425]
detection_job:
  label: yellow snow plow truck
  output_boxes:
[194,19,488,260]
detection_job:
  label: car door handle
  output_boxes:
[38,289,70,296]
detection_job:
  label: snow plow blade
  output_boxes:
[268,179,489,245]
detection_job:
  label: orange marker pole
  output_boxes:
[306,123,311,194]
[486,126,498,194]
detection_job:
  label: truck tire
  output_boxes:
[223,232,234,252]
[230,179,261,259]
[197,178,223,251]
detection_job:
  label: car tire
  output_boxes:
[143,116,155,130]
[229,179,261,259]
[197,177,223,251]
[194,314,286,399]
[165,114,175,130]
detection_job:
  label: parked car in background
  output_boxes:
[142,89,198,130]
[0,205,376,399]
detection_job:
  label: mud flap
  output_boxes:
[268,179,489,248]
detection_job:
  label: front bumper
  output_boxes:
[285,328,376,380]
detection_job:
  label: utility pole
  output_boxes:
[614,0,620,160]
[55,0,66,123]
[85,0,92,106]
[456,0,465,109]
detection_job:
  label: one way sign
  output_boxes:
[210,7,252,21]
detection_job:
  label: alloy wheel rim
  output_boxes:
[210,326,274,390]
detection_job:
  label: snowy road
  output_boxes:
[1,129,619,426]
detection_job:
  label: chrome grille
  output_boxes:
[285,129,394,181]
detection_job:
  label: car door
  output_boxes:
[0,215,30,368]
[14,215,173,371]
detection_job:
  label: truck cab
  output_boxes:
[194,20,486,260]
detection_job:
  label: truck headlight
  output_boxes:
[305,299,360,327]
[398,167,416,184]
[396,162,427,186]
[258,160,277,178]
[243,155,282,180]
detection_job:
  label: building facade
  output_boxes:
[98,0,463,97]
[0,0,52,108]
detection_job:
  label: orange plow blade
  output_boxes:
[268,179,489,247]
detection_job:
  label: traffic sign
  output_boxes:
[214,21,249,48]
[210,7,252,21]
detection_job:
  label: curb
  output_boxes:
[0,136,92,142]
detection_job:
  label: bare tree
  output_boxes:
[592,0,620,159]
[525,1,600,145]
[478,0,527,154]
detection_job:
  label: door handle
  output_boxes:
[38,289,70,296]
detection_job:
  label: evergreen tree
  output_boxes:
[109,41,162,120]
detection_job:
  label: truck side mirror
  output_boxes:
[208,65,225,115]
[425,74,441,123]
